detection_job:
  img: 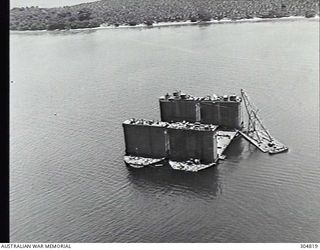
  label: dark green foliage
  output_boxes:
[144,20,153,26]
[245,13,253,19]
[78,8,92,21]
[268,10,278,18]
[198,9,212,21]
[68,16,76,22]
[57,11,71,18]
[216,15,224,21]
[10,0,320,31]
[47,22,66,30]
[190,16,198,22]
[128,21,137,26]
[305,10,316,18]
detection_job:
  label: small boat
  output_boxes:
[169,159,215,172]
[124,155,165,168]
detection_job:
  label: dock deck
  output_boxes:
[216,130,239,159]
[239,131,288,154]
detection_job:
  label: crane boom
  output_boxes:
[239,89,288,154]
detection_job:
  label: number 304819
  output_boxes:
[301,244,318,248]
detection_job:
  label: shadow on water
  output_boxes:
[224,136,259,161]
[126,162,223,199]
[125,136,254,200]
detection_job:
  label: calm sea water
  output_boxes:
[10,19,320,242]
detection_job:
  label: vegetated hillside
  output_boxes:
[10,0,319,30]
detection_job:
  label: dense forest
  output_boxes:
[10,0,319,31]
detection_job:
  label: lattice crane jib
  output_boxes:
[239,89,288,154]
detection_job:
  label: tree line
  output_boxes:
[10,0,319,31]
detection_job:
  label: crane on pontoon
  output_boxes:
[239,89,288,154]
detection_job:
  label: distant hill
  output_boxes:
[10,0,319,31]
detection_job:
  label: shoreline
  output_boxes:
[10,15,319,34]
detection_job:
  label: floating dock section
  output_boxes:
[122,118,238,172]
[167,122,218,163]
[159,91,242,129]
[159,91,200,123]
[167,122,219,171]
[122,89,288,172]
[200,95,242,129]
[122,119,168,166]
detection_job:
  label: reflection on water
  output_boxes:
[225,136,258,160]
[127,163,222,199]
[127,135,252,200]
